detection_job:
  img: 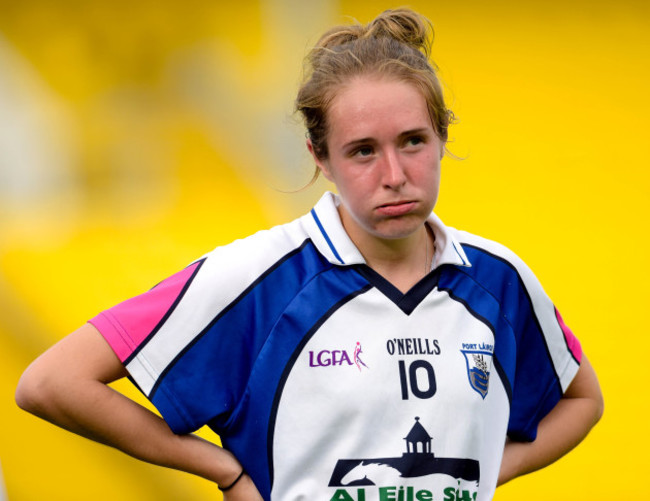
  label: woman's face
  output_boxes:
[310,76,443,245]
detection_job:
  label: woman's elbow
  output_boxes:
[16,324,118,417]
[15,357,63,419]
[593,385,605,425]
[585,361,605,426]
[569,356,604,427]
[16,363,48,415]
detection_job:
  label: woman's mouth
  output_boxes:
[376,201,416,217]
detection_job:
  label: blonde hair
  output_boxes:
[296,8,453,163]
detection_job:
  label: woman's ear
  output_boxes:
[306,139,334,182]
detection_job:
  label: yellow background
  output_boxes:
[1,0,648,499]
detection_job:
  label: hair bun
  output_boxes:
[315,8,432,57]
[366,8,432,57]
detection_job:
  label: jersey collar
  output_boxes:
[303,192,472,270]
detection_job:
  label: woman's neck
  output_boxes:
[349,223,434,294]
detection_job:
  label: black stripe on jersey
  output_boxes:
[459,243,562,391]
[266,282,374,490]
[124,257,207,366]
[353,264,442,315]
[148,238,318,400]
[437,284,512,405]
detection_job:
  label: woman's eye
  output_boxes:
[406,136,423,147]
[354,146,373,157]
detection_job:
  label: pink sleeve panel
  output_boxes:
[89,260,203,362]
[555,307,582,363]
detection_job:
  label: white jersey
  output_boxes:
[90,192,581,501]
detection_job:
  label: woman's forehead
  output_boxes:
[326,77,432,143]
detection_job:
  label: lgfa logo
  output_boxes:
[309,342,369,371]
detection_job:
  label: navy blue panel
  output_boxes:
[440,245,564,441]
[151,240,324,430]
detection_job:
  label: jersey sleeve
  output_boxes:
[507,294,582,442]
[455,232,582,442]
[504,244,582,440]
[88,221,315,436]
[87,239,271,434]
[87,257,233,434]
[502,254,582,442]
[89,248,270,435]
[89,259,205,365]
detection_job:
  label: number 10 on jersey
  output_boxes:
[398,360,437,399]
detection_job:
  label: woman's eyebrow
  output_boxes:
[342,128,431,150]
[397,127,430,139]
[341,137,376,150]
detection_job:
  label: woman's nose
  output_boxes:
[381,150,407,188]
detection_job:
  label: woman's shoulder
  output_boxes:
[445,226,543,291]
[450,228,524,265]
[198,217,310,271]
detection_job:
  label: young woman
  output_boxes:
[15,8,603,501]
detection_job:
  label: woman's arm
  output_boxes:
[15,323,262,499]
[498,355,604,485]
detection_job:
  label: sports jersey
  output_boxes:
[90,191,582,501]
